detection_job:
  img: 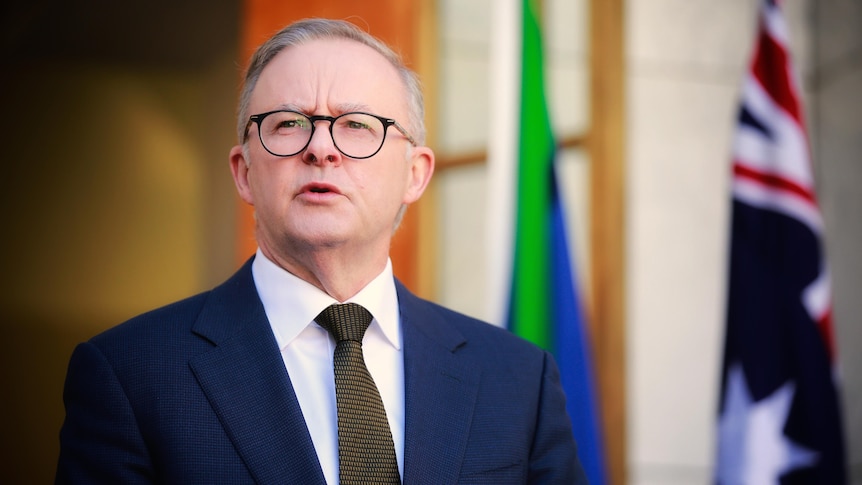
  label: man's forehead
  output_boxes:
[252,38,405,113]
[275,37,393,69]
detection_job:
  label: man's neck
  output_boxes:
[258,240,389,302]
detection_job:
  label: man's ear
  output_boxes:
[229,145,255,206]
[402,146,435,205]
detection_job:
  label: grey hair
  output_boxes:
[236,18,426,148]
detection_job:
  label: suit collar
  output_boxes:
[189,258,326,484]
[397,282,481,483]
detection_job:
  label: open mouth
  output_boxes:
[301,182,340,197]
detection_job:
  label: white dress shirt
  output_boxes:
[251,250,405,485]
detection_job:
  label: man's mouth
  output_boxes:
[301,182,341,197]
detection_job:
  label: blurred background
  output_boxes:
[1,0,859,483]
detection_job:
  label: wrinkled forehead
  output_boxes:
[251,38,408,117]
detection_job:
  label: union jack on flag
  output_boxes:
[715,0,847,483]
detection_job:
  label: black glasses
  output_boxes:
[245,110,417,159]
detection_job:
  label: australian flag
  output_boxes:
[715,1,847,484]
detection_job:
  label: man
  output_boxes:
[56,18,587,484]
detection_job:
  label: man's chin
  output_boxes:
[288,226,353,250]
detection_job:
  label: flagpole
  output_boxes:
[486,0,520,327]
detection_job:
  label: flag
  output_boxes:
[716,1,847,483]
[488,0,607,483]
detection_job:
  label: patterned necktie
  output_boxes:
[315,303,401,484]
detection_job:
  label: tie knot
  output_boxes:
[315,303,373,343]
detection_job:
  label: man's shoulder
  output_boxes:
[396,283,544,356]
[90,290,213,347]
[90,260,255,348]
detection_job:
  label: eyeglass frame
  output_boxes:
[243,109,417,160]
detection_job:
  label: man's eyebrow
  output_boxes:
[334,102,373,114]
[273,103,306,113]
[269,102,374,115]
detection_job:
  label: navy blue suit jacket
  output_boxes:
[57,258,587,484]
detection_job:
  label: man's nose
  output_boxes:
[302,121,342,165]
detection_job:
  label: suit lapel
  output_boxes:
[185,264,481,484]
[398,282,481,484]
[188,259,326,485]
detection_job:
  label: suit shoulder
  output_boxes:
[89,260,255,347]
[89,290,212,347]
[402,289,544,356]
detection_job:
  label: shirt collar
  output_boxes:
[251,249,401,351]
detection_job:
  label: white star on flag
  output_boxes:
[716,363,819,484]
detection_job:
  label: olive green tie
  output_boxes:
[315,303,400,484]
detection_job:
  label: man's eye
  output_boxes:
[279,119,306,129]
[345,120,371,130]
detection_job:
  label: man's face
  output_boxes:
[230,39,433,262]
